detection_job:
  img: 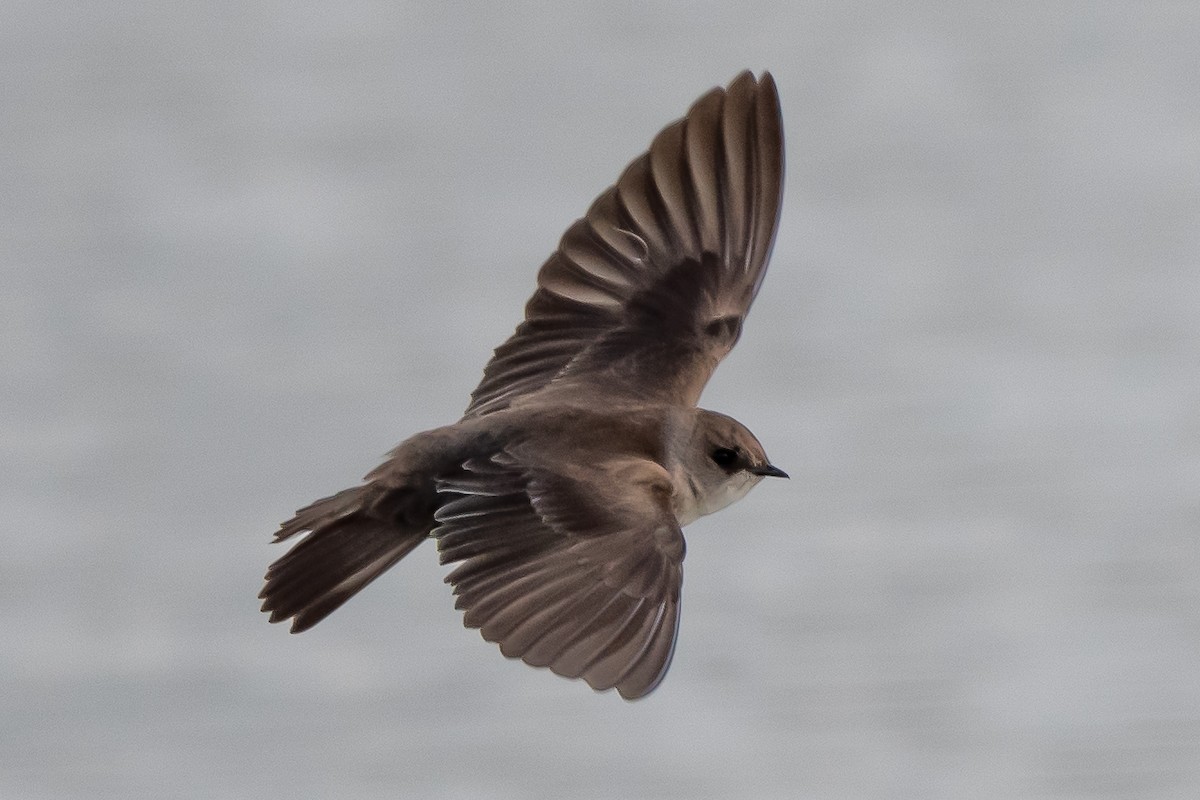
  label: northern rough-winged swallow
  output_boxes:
[260,71,786,699]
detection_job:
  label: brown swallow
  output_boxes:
[261,70,786,699]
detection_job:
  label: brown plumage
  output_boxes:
[260,71,786,700]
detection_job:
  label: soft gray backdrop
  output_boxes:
[4,2,1197,798]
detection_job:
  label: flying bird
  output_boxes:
[261,70,786,699]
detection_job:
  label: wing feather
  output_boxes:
[650,121,699,258]
[434,452,685,699]
[465,71,784,417]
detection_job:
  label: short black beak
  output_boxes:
[750,464,789,479]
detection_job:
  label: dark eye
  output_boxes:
[710,447,739,468]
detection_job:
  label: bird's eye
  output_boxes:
[710,447,739,468]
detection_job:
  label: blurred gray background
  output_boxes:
[3,2,1198,798]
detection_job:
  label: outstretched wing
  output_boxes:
[465,70,784,417]
[434,451,685,700]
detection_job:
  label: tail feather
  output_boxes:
[274,486,370,542]
[261,485,432,632]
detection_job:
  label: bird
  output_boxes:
[260,70,786,700]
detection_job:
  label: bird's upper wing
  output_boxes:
[464,71,784,417]
[434,450,685,700]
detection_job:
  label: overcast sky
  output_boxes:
[3,3,1198,798]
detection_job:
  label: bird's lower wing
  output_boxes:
[434,452,685,700]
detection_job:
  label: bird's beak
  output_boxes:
[750,463,789,479]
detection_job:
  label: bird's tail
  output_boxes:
[259,483,432,632]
